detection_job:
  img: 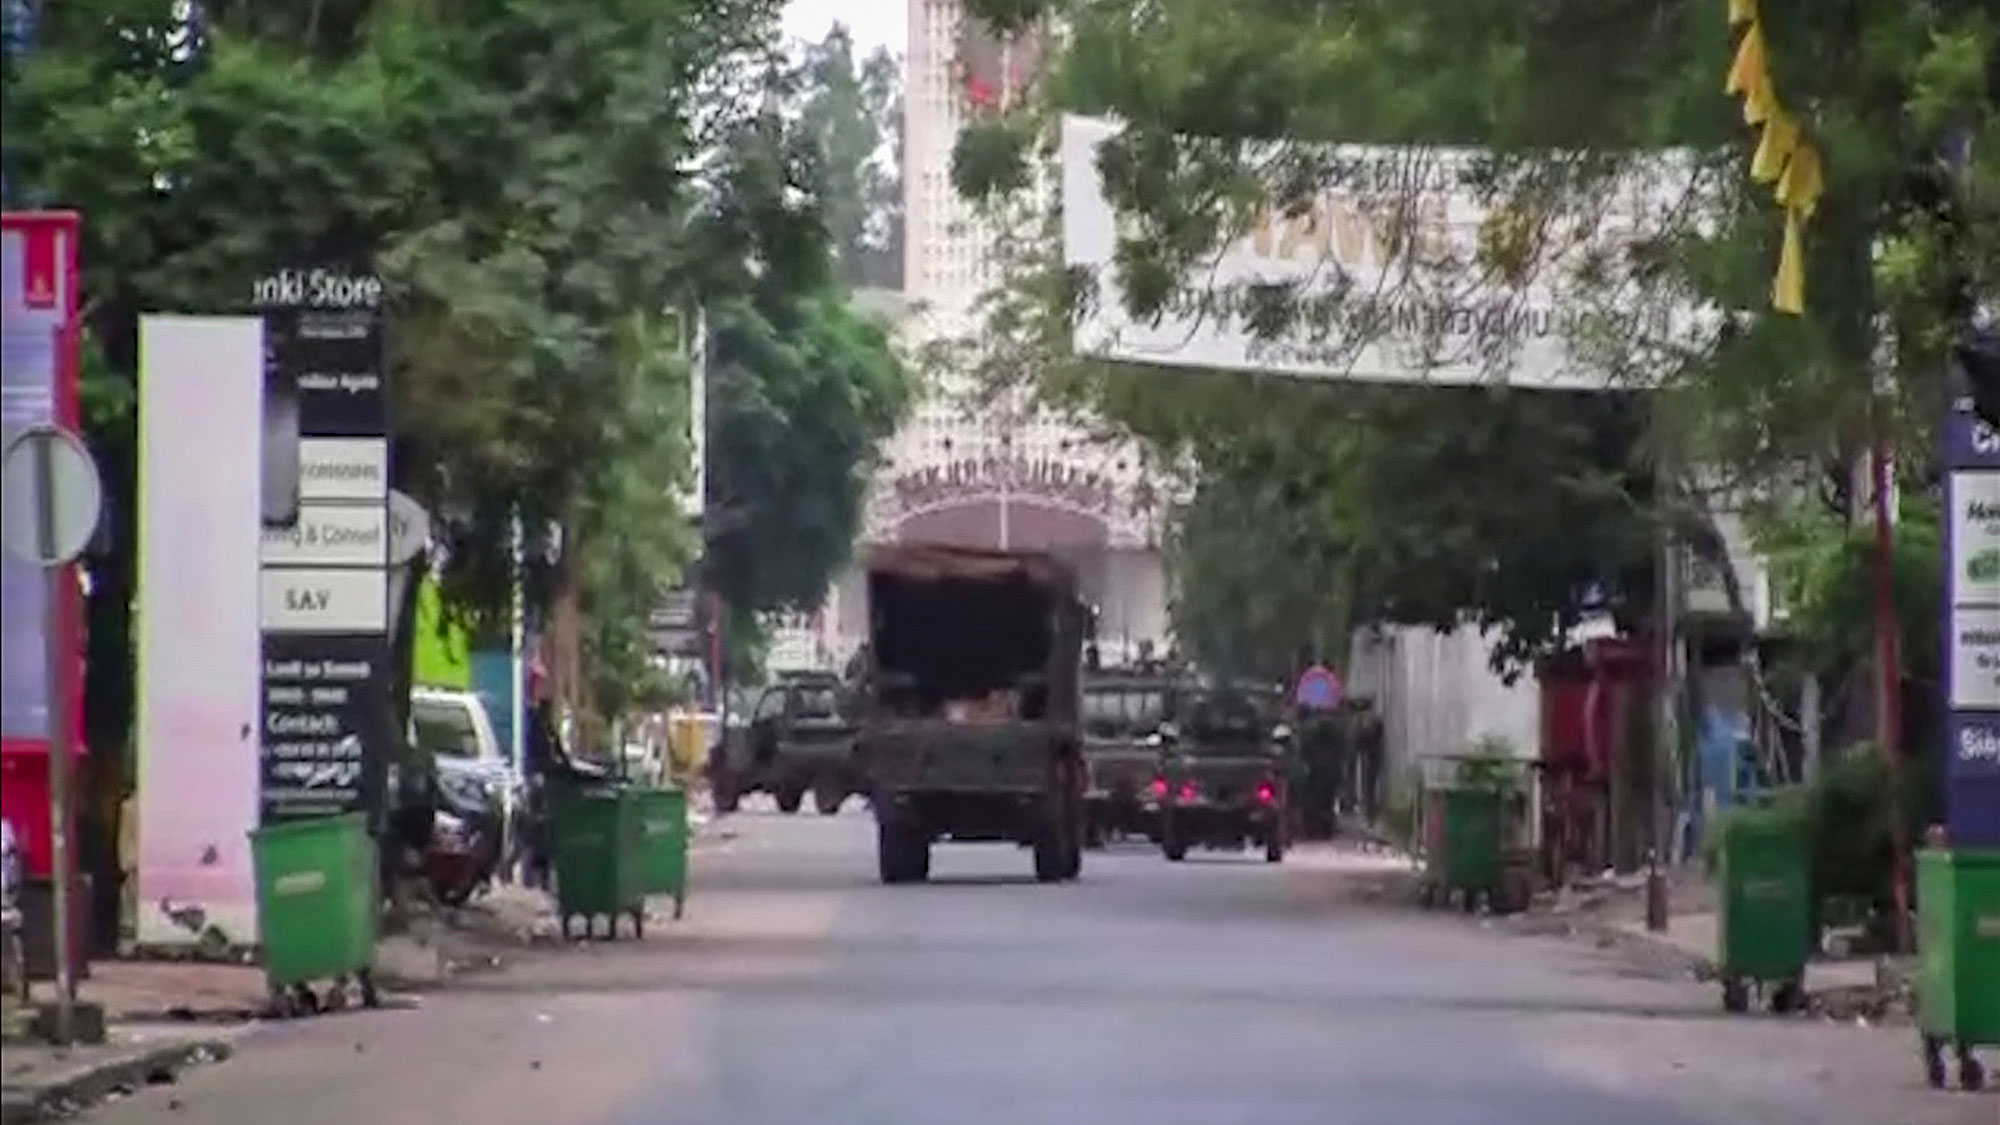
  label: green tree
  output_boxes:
[795,24,904,289]
[4,0,787,737]
[948,0,1995,676]
[696,47,915,635]
[705,290,910,616]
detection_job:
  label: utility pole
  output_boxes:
[1647,507,1680,933]
[1868,409,1911,952]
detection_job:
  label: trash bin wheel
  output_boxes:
[325,976,350,1012]
[1769,980,1806,1015]
[357,970,381,1009]
[673,891,686,921]
[1960,1048,1986,1092]
[631,909,645,939]
[1721,978,1750,1014]
[1921,1036,1949,1089]
[293,983,321,1016]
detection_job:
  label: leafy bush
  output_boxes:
[1705,743,1934,931]
[1809,743,1931,912]
[1454,736,1524,792]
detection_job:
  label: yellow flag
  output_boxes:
[1741,78,1777,126]
[1725,24,1768,99]
[1775,141,1823,216]
[1724,2,1814,314]
[1773,209,1806,315]
[1751,112,1797,182]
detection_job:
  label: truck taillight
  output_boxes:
[1150,777,1169,798]
[1256,782,1276,805]
[1178,781,1198,803]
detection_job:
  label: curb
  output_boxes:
[1502,909,1913,1024]
[0,1036,237,1125]
[1507,910,1719,978]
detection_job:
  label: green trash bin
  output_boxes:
[249,813,380,1014]
[1915,847,1997,1091]
[630,786,689,920]
[1714,797,1812,1014]
[1421,787,1504,910]
[552,785,646,940]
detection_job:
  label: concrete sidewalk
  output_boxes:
[1,819,731,1121]
[1,1023,251,1125]
[1504,872,1911,1021]
[1,963,266,1125]
[1606,911,1884,992]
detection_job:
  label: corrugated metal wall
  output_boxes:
[1347,624,1541,788]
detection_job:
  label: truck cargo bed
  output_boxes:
[861,719,1065,793]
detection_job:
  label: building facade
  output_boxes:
[821,0,1170,665]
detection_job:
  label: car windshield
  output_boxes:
[1178,689,1277,747]
[1082,687,1168,737]
[412,698,482,760]
[794,686,843,719]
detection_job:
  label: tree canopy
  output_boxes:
[700,25,913,668]
[949,0,1997,676]
[794,25,904,290]
[4,2,912,736]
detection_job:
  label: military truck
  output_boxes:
[1155,681,1293,863]
[1080,670,1177,846]
[707,672,861,815]
[854,545,1088,885]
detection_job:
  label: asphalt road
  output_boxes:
[89,805,1989,1125]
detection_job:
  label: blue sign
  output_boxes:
[471,648,520,769]
[1942,394,2000,847]
[1294,665,1342,711]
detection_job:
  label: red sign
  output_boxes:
[2,212,87,865]
[1294,664,1343,710]
[19,220,62,309]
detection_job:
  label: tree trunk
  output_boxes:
[546,515,587,748]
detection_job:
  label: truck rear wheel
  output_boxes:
[775,785,805,814]
[1061,774,1085,880]
[710,768,740,814]
[813,783,845,816]
[1033,791,1070,884]
[1033,827,1067,882]
[877,818,929,884]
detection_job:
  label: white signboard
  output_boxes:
[1950,471,2000,607]
[260,504,388,567]
[260,567,389,633]
[1951,605,2000,710]
[1059,114,1699,389]
[134,316,263,947]
[298,437,389,502]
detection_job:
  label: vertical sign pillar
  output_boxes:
[1943,400,2000,846]
[254,268,393,825]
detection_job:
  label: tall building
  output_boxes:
[823,0,1170,664]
